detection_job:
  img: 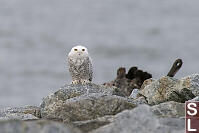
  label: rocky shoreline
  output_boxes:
[1,73,199,133]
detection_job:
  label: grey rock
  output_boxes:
[70,96,146,132]
[189,96,199,101]
[59,83,116,96]
[0,113,38,121]
[158,117,185,129]
[72,96,146,133]
[0,120,81,133]
[41,93,136,123]
[151,101,185,118]
[72,115,114,133]
[180,74,199,96]
[92,105,185,133]
[0,106,41,120]
[131,96,147,105]
[41,83,117,109]
[129,89,139,99]
[77,101,183,132]
[139,76,195,105]
[168,88,195,103]
[140,78,155,90]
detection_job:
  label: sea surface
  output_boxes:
[0,0,199,107]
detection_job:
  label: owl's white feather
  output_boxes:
[68,45,93,84]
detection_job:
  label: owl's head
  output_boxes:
[68,45,89,58]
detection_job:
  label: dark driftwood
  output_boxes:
[126,67,152,86]
[167,59,183,77]
[117,67,126,79]
[104,67,152,96]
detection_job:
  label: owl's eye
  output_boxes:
[82,49,85,51]
[74,49,78,51]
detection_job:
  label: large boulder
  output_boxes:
[139,76,195,105]
[0,120,81,133]
[91,105,185,133]
[52,83,116,100]
[69,96,146,133]
[74,101,185,133]
[40,92,136,123]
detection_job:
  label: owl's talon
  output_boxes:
[72,80,79,84]
[81,79,91,85]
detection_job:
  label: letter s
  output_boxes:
[187,103,197,116]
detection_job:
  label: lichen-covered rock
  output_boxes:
[1,106,41,117]
[140,78,155,90]
[179,74,199,96]
[41,93,136,123]
[91,105,185,133]
[0,120,81,133]
[139,76,195,105]
[0,106,41,120]
[0,113,38,121]
[151,101,185,118]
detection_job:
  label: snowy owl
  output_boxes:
[68,45,93,85]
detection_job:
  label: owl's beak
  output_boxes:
[78,52,82,56]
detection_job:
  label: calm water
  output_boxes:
[0,0,199,107]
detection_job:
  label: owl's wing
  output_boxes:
[67,57,77,74]
[88,57,93,81]
[67,57,73,74]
